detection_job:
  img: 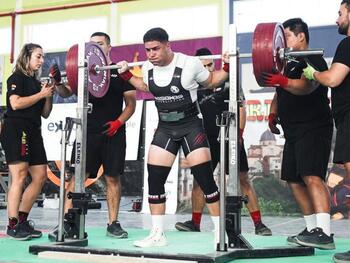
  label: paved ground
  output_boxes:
[1,197,350,239]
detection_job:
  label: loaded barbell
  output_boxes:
[252,23,323,86]
[51,22,324,98]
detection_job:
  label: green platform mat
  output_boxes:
[0,227,348,262]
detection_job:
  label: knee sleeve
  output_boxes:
[191,161,220,203]
[147,164,171,204]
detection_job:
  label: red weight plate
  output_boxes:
[252,22,286,87]
[65,44,78,95]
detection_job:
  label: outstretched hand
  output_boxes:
[303,63,317,80]
[116,61,133,81]
[260,72,288,88]
[117,61,129,74]
[222,52,229,72]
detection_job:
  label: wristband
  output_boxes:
[223,63,229,73]
[119,70,133,81]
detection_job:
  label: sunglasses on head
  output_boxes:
[204,62,213,68]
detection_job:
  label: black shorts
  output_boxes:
[334,110,350,164]
[152,118,209,157]
[0,118,47,165]
[208,135,249,173]
[71,131,126,177]
[281,127,332,183]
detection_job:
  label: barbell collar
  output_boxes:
[282,48,324,59]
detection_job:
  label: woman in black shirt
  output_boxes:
[0,43,54,240]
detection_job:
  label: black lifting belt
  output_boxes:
[158,102,200,122]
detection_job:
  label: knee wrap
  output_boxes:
[191,161,220,203]
[147,164,171,204]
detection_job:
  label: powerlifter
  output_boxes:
[116,27,229,248]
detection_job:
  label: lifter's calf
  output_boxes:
[239,172,259,212]
[192,180,206,212]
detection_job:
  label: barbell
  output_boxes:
[56,22,324,98]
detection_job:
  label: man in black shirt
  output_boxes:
[49,32,136,240]
[175,48,271,236]
[263,18,334,250]
[303,1,350,261]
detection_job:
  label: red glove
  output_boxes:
[261,72,288,88]
[102,119,123,137]
[268,113,280,134]
[49,64,61,84]
[223,63,229,73]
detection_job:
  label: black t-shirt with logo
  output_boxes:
[87,65,135,133]
[331,37,350,125]
[277,55,332,141]
[6,71,45,127]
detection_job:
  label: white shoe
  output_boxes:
[134,229,167,248]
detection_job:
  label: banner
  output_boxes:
[125,100,143,160]
[41,103,77,161]
[41,102,142,161]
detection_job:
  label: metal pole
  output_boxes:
[226,22,240,249]
[228,23,239,196]
[217,23,239,251]
[74,42,88,239]
[218,115,227,252]
[57,121,67,242]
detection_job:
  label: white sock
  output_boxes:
[303,214,316,231]
[211,216,220,233]
[211,216,220,249]
[151,215,164,233]
[316,213,331,236]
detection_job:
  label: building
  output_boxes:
[247,129,283,177]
